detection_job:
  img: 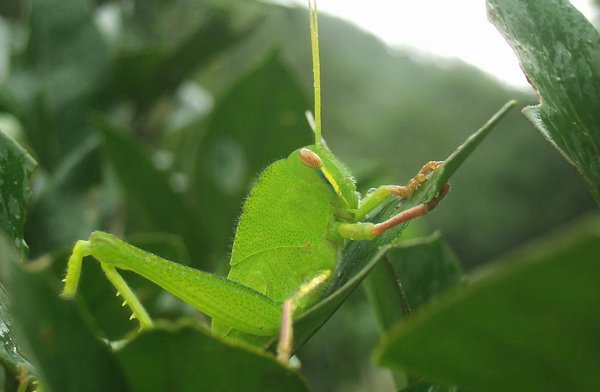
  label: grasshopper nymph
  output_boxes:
[61,0,449,363]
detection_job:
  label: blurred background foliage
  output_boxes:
[0,0,597,390]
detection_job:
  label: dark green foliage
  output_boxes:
[190,55,312,266]
[0,0,598,391]
[1,235,308,392]
[111,7,246,108]
[376,217,600,392]
[0,283,30,391]
[488,0,600,204]
[0,237,130,392]
[373,2,600,389]
[11,0,109,169]
[384,233,463,310]
[0,130,35,254]
[116,323,308,392]
[363,233,463,390]
[99,120,202,263]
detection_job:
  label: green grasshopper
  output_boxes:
[61,0,449,363]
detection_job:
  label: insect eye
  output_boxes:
[299,148,323,168]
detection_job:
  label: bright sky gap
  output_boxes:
[275,0,596,90]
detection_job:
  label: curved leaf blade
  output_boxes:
[375,217,600,391]
[363,231,465,391]
[384,232,463,313]
[487,0,600,203]
[0,283,31,390]
[116,323,308,392]
[0,236,129,392]
[191,55,311,265]
[0,130,36,254]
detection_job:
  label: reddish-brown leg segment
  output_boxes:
[372,182,450,236]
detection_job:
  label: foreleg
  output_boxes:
[355,161,443,220]
[338,183,450,240]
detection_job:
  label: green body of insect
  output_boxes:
[211,144,356,342]
[61,0,448,362]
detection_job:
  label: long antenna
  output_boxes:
[308,0,322,146]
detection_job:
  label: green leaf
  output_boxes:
[363,258,411,389]
[116,323,308,392]
[190,55,311,265]
[400,382,459,392]
[487,0,600,203]
[0,283,31,391]
[0,236,129,392]
[375,216,600,391]
[363,258,411,335]
[0,1,26,20]
[385,232,463,310]
[364,233,463,390]
[99,120,210,265]
[290,101,516,350]
[101,121,183,232]
[9,0,109,168]
[114,5,255,107]
[22,0,108,111]
[0,130,36,254]
[25,135,101,256]
[369,233,462,391]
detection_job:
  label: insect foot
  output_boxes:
[392,160,445,199]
